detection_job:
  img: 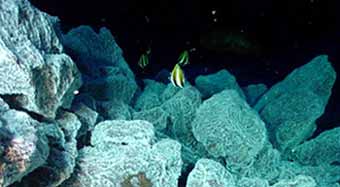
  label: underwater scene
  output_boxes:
[0,0,340,186]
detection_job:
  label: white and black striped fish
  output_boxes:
[138,53,149,69]
[170,63,185,88]
[177,50,189,66]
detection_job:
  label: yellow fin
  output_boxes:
[170,64,185,88]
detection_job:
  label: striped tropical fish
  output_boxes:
[138,53,149,69]
[170,63,185,88]
[177,50,189,66]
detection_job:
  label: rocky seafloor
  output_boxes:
[0,0,339,187]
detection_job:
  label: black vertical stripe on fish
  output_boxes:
[171,64,185,88]
[138,54,149,69]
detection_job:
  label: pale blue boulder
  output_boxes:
[242,83,268,106]
[63,120,182,187]
[132,106,170,131]
[192,89,267,169]
[97,99,132,120]
[254,55,336,152]
[62,26,137,104]
[237,177,269,187]
[271,175,316,187]
[287,127,340,166]
[72,103,98,138]
[133,79,167,111]
[0,104,49,186]
[161,85,202,142]
[255,55,336,111]
[0,0,81,118]
[261,90,324,152]
[186,159,235,187]
[14,111,81,187]
[195,69,245,99]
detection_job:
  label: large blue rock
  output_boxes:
[62,26,137,104]
[195,69,245,99]
[192,89,267,170]
[242,83,268,106]
[0,99,49,186]
[63,120,182,187]
[186,159,235,187]
[13,111,81,187]
[287,127,340,166]
[254,55,336,152]
[133,79,167,111]
[0,0,82,118]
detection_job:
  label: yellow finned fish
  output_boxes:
[170,63,185,88]
[177,50,189,66]
[138,53,149,69]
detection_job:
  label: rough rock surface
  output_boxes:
[237,177,269,187]
[0,0,81,118]
[271,175,316,187]
[97,99,132,120]
[186,159,235,187]
[0,104,49,186]
[161,86,201,142]
[132,107,170,131]
[192,89,267,169]
[195,69,245,99]
[133,79,166,111]
[254,55,336,152]
[242,83,267,106]
[14,111,81,187]
[0,1,339,185]
[261,90,324,152]
[287,127,340,166]
[72,103,98,138]
[62,26,137,104]
[63,120,182,187]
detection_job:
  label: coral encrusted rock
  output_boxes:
[195,69,245,99]
[63,120,182,187]
[186,159,235,187]
[0,0,81,118]
[0,102,49,186]
[254,55,336,152]
[62,26,137,104]
[192,89,267,170]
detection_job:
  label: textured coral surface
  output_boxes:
[0,0,338,187]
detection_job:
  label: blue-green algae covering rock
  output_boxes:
[0,0,81,118]
[133,106,170,131]
[97,99,132,120]
[261,90,323,153]
[241,144,282,183]
[72,102,98,138]
[161,85,201,142]
[14,111,81,187]
[186,159,235,187]
[0,107,49,186]
[192,89,267,169]
[62,26,137,104]
[242,83,268,106]
[195,69,245,99]
[271,175,316,187]
[132,82,207,170]
[62,120,182,187]
[254,55,336,152]
[237,177,269,187]
[133,79,167,111]
[255,55,336,112]
[287,127,340,166]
